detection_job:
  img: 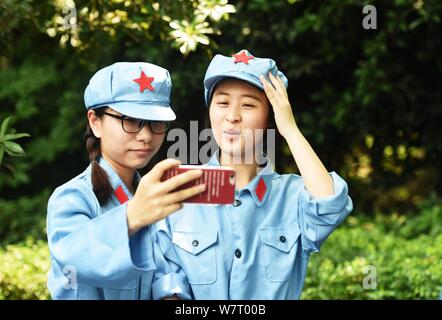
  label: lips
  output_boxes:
[131,148,154,157]
[223,128,241,135]
[132,148,153,152]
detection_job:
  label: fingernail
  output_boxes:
[200,184,206,191]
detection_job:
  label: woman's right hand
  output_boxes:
[126,158,205,236]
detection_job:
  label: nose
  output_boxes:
[136,122,154,143]
[225,104,241,123]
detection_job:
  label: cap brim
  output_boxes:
[93,102,176,121]
[204,72,264,105]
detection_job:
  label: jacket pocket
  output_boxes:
[172,230,218,285]
[259,222,301,282]
[99,279,138,300]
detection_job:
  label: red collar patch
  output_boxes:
[255,177,267,202]
[114,185,129,204]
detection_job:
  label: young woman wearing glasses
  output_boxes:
[46,62,204,300]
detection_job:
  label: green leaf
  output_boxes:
[0,147,4,164]
[3,133,31,141]
[0,116,13,139]
[4,141,25,156]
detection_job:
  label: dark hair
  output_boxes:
[84,107,114,206]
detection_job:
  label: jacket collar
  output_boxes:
[207,151,274,207]
[96,156,141,205]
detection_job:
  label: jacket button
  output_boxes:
[235,249,242,258]
[279,236,286,243]
[192,240,199,247]
[233,199,242,207]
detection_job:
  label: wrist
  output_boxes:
[280,123,300,139]
[126,201,140,236]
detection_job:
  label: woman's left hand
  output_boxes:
[260,72,297,138]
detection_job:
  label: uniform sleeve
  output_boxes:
[151,219,193,300]
[297,171,353,253]
[46,184,155,289]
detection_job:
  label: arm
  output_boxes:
[151,220,193,300]
[297,172,353,252]
[47,185,155,289]
[260,73,334,198]
[261,73,352,253]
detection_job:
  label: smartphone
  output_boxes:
[161,165,236,205]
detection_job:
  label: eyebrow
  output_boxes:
[213,91,230,97]
[242,94,262,102]
[213,91,263,102]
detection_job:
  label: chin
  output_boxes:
[222,145,261,164]
[130,157,152,169]
[220,140,239,153]
[219,147,248,164]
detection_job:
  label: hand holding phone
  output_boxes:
[126,159,205,236]
[161,165,236,205]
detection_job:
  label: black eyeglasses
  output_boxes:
[103,112,170,134]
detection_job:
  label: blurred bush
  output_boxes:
[0,239,50,300]
[0,189,49,245]
[302,199,442,299]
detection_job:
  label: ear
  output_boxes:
[87,109,102,138]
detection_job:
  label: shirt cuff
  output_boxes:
[152,272,193,300]
[299,171,352,225]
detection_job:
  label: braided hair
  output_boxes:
[84,107,113,206]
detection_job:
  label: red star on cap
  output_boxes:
[232,51,254,64]
[133,70,154,92]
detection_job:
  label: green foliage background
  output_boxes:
[0,0,441,299]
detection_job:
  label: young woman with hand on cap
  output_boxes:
[46,62,204,300]
[153,50,353,299]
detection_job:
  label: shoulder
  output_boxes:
[271,171,305,190]
[272,171,349,193]
[48,165,99,215]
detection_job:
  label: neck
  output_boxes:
[219,151,260,190]
[101,154,135,194]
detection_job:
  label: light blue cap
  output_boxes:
[84,62,176,121]
[203,49,288,106]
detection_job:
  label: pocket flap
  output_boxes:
[101,278,138,290]
[259,223,301,253]
[172,231,218,255]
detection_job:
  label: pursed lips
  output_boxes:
[223,128,241,136]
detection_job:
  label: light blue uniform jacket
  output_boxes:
[46,157,190,300]
[153,152,353,299]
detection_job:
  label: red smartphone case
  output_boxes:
[161,165,236,204]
